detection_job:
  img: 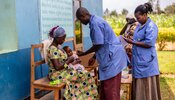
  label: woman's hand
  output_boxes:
[71,61,78,65]
[124,37,152,48]
[76,58,82,63]
[66,57,74,64]
[123,36,134,44]
[88,57,96,66]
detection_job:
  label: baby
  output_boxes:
[63,46,85,72]
[124,25,135,60]
[124,24,137,39]
[124,24,137,73]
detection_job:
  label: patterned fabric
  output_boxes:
[124,22,138,61]
[125,44,133,61]
[124,22,138,39]
[47,46,98,99]
[69,63,85,72]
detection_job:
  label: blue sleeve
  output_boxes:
[91,24,104,45]
[143,24,158,46]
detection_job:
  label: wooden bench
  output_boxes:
[30,38,98,100]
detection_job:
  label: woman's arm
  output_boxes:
[133,41,151,48]
[124,24,157,48]
[51,57,74,71]
[51,59,65,70]
[124,37,151,48]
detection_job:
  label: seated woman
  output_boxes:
[47,26,98,99]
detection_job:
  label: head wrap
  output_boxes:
[49,26,66,38]
[126,14,135,19]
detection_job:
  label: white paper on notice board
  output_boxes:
[40,0,74,40]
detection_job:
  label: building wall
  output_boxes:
[0,0,42,100]
[16,0,40,49]
[0,0,18,53]
[0,0,103,99]
[82,0,103,50]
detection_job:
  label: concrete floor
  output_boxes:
[37,90,124,100]
[37,92,54,100]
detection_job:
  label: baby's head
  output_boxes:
[63,46,73,57]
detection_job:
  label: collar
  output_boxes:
[138,17,151,29]
[89,15,95,28]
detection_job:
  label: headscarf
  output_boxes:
[42,26,66,63]
[49,26,66,38]
[126,14,135,19]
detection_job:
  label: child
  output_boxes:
[63,46,85,72]
[124,24,137,74]
[124,23,137,39]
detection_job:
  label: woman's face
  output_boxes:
[55,35,66,45]
[135,12,147,24]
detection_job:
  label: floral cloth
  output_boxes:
[47,46,98,100]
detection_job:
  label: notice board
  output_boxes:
[40,0,74,40]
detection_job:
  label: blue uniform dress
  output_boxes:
[89,15,129,81]
[132,18,160,78]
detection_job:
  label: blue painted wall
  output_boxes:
[0,49,45,100]
[0,0,43,100]
[0,0,103,100]
[16,0,40,49]
[82,0,103,50]
[0,0,18,53]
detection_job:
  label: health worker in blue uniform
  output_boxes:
[124,2,161,100]
[76,7,129,100]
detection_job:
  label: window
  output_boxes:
[0,0,18,54]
